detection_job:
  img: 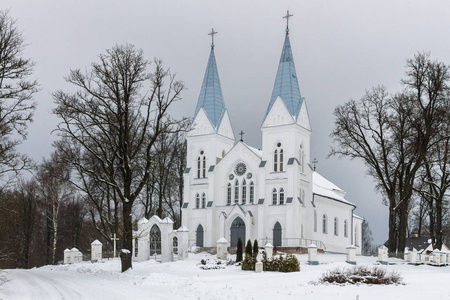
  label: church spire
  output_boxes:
[263,11,304,123]
[193,28,227,130]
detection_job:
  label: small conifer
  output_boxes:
[253,239,259,256]
[236,238,243,262]
[245,239,253,259]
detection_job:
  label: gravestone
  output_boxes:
[377,245,388,265]
[70,248,83,263]
[91,240,102,261]
[265,243,273,259]
[216,237,229,260]
[64,248,71,264]
[308,244,318,265]
[346,245,356,265]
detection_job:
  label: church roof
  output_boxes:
[312,172,355,206]
[263,28,304,123]
[193,44,227,130]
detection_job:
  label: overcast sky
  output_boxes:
[4,0,450,244]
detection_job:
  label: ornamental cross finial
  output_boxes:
[239,130,245,142]
[312,158,318,171]
[208,28,218,48]
[283,10,293,31]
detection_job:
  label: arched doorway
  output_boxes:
[172,237,178,255]
[196,224,204,247]
[150,225,161,256]
[230,217,246,247]
[273,222,282,246]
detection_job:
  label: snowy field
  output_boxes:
[1,252,449,300]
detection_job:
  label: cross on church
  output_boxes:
[283,10,293,30]
[312,158,318,171]
[239,130,245,142]
[208,28,218,48]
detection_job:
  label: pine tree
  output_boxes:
[253,239,259,256]
[245,239,253,259]
[236,238,243,262]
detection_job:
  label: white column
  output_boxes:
[308,244,318,265]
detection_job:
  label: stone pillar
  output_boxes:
[440,250,447,265]
[265,243,273,259]
[64,249,71,264]
[160,217,174,263]
[255,253,263,273]
[177,226,189,260]
[446,252,450,265]
[409,248,418,265]
[70,247,83,263]
[216,237,229,260]
[308,244,318,265]
[346,245,356,265]
[91,240,102,261]
[377,245,388,265]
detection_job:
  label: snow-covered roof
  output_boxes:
[312,171,355,206]
[244,143,262,158]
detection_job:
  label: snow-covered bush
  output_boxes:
[319,266,403,285]
[262,253,300,272]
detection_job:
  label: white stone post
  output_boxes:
[70,247,83,263]
[265,243,274,259]
[446,252,450,265]
[177,226,189,260]
[377,245,388,265]
[409,248,418,265]
[346,245,356,265]
[216,237,229,260]
[255,253,263,273]
[440,250,447,265]
[91,240,102,261]
[308,244,318,265]
[160,218,174,263]
[64,248,71,264]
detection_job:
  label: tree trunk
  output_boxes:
[435,196,443,250]
[121,201,133,272]
[388,206,397,256]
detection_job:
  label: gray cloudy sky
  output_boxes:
[5,0,450,244]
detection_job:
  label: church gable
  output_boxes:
[187,108,215,137]
[296,101,311,131]
[261,96,295,128]
[216,141,262,169]
[217,110,235,140]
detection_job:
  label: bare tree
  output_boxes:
[0,10,38,180]
[330,53,449,256]
[37,150,73,265]
[361,220,375,255]
[53,44,186,271]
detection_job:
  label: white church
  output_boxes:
[181,17,363,254]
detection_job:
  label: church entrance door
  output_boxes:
[273,222,282,246]
[196,224,204,247]
[230,217,246,246]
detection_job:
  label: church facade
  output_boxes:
[181,22,362,254]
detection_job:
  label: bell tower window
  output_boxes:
[197,150,207,178]
[273,143,283,172]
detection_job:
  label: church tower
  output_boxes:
[261,11,312,229]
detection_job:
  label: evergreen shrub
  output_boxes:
[262,252,300,272]
[236,238,243,262]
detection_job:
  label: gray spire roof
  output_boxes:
[193,46,226,130]
[263,29,304,122]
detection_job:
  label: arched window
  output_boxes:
[197,157,201,178]
[150,225,161,256]
[274,149,278,172]
[234,179,239,204]
[195,193,200,208]
[242,179,247,204]
[314,210,317,232]
[197,150,207,178]
[272,188,277,205]
[280,149,284,172]
[202,193,206,208]
[202,156,206,178]
[249,182,254,204]
[299,144,305,173]
[344,220,348,237]
[334,217,338,236]
[227,183,232,205]
[279,188,285,205]
[322,214,328,234]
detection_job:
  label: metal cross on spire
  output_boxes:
[208,28,218,48]
[239,130,245,142]
[283,10,293,32]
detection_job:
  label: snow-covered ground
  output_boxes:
[1,253,449,300]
